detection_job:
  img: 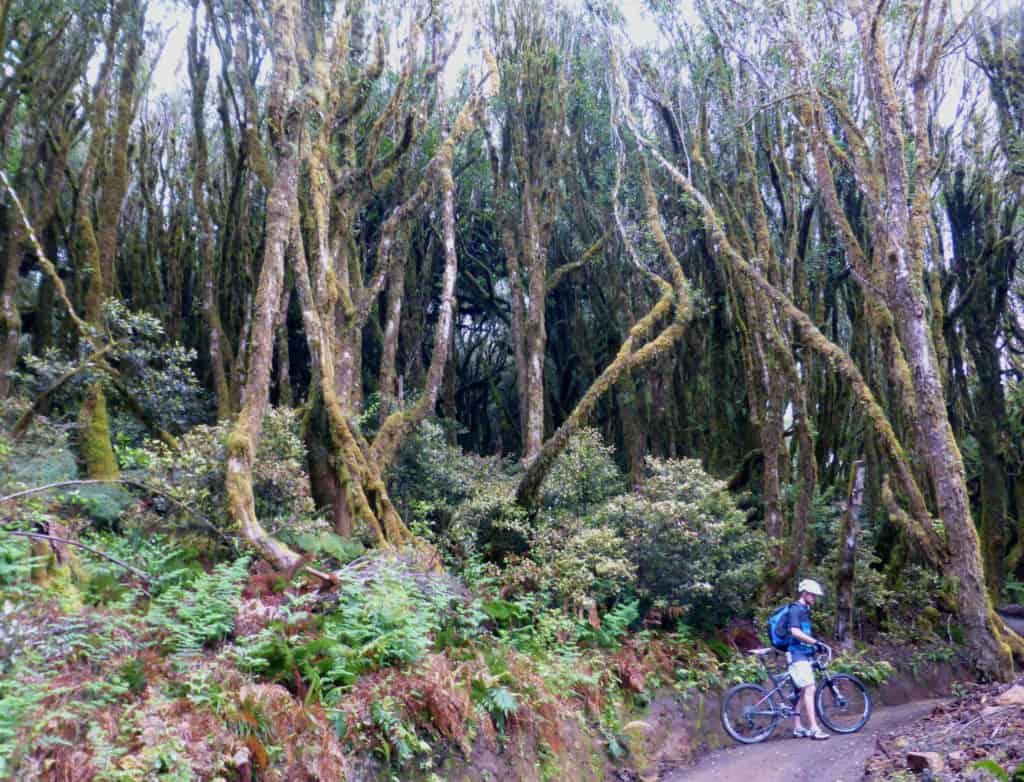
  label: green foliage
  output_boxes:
[479,684,518,733]
[971,759,1024,782]
[147,557,250,655]
[389,420,488,533]
[0,532,41,601]
[165,665,232,716]
[590,458,766,627]
[238,576,451,700]
[447,480,531,561]
[0,662,47,779]
[61,484,136,528]
[16,301,207,433]
[139,408,318,540]
[538,427,625,512]
[4,442,77,489]
[830,653,895,687]
[1004,580,1024,604]
[513,519,636,607]
[292,532,365,565]
[370,696,430,767]
[323,578,440,669]
[580,600,639,649]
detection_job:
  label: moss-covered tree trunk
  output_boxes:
[223,0,307,571]
[188,4,233,421]
[516,159,692,509]
[378,242,406,403]
[0,6,77,398]
[78,384,118,479]
[73,5,132,480]
[798,0,1018,677]
[834,461,866,649]
[482,3,571,462]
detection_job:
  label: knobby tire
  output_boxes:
[816,673,871,733]
[721,683,779,744]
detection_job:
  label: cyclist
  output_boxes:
[789,578,830,740]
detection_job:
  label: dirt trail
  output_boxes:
[661,699,944,782]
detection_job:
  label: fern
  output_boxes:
[483,686,517,718]
[582,600,639,648]
[147,557,249,655]
[238,577,442,700]
[0,664,47,778]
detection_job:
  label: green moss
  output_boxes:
[67,485,134,528]
[225,428,251,455]
[78,384,119,480]
[32,553,83,612]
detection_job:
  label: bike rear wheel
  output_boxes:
[721,683,779,744]
[816,673,871,733]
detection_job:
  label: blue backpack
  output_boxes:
[767,603,795,651]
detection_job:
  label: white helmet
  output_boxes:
[798,578,824,597]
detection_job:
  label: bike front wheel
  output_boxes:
[816,673,871,733]
[721,683,779,744]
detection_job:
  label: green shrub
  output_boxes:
[138,408,318,539]
[538,427,625,513]
[445,480,531,562]
[511,520,635,607]
[388,420,488,534]
[15,301,207,434]
[591,458,766,627]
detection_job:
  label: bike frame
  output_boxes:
[748,646,838,720]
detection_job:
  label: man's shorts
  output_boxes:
[787,656,815,689]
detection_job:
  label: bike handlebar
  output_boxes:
[814,643,833,667]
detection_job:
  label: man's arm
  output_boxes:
[791,626,817,645]
[788,604,819,646]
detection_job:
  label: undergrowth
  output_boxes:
[0,422,921,780]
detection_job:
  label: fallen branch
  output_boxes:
[3,529,152,582]
[0,478,342,585]
[0,478,233,548]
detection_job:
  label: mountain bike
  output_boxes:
[720,644,871,744]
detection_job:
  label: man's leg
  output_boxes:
[802,684,818,732]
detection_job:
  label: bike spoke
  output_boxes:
[722,684,778,743]
[819,677,869,732]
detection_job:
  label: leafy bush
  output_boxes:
[138,408,318,539]
[389,420,495,535]
[591,458,766,627]
[15,300,207,433]
[445,479,531,562]
[442,429,632,587]
[538,427,625,513]
[505,520,635,608]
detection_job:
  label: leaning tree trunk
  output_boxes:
[516,158,691,509]
[849,0,1014,678]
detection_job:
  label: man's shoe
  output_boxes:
[808,729,830,740]
[792,727,811,738]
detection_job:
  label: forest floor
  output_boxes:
[863,676,1024,781]
[660,699,944,782]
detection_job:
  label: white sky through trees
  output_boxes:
[146,0,671,98]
